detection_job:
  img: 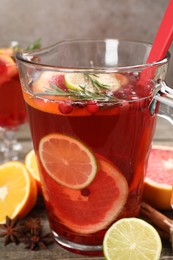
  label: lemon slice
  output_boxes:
[65,73,120,93]
[103,218,162,260]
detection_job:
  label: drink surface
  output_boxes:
[23,71,156,254]
[0,49,26,128]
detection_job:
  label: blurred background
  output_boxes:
[0,0,172,83]
[0,0,172,152]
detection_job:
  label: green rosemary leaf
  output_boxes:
[93,79,109,90]
[32,73,116,101]
[49,83,66,93]
[26,38,41,51]
[85,74,109,91]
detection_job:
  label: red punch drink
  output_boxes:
[16,39,169,255]
[0,39,41,162]
[0,48,26,128]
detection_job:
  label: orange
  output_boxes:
[39,133,97,189]
[143,145,173,210]
[0,48,13,56]
[0,161,37,224]
[25,149,42,194]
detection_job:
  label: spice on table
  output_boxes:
[20,217,42,235]
[20,232,54,250]
[0,216,54,250]
[140,202,173,248]
[0,216,24,245]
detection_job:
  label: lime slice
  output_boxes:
[103,218,162,260]
[39,133,97,189]
[65,73,120,92]
[65,73,85,91]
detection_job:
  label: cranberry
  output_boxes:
[81,188,91,197]
[86,101,99,114]
[58,103,73,114]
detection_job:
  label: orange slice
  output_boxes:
[0,48,14,56]
[39,133,97,189]
[25,149,42,194]
[0,54,18,78]
[0,161,37,224]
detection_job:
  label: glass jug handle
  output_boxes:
[150,81,173,125]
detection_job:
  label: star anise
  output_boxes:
[20,232,54,250]
[0,216,24,246]
[20,218,42,235]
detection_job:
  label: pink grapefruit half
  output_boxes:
[143,145,173,210]
[50,154,128,234]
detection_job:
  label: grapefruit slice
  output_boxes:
[39,133,97,189]
[50,155,128,234]
[143,145,173,210]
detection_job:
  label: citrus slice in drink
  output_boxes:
[25,149,42,194]
[0,48,13,56]
[32,71,66,93]
[48,154,128,234]
[65,73,120,92]
[0,54,17,78]
[103,218,162,260]
[143,145,173,210]
[39,133,97,189]
[0,161,37,224]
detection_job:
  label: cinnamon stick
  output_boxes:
[140,201,173,247]
[140,202,173,236]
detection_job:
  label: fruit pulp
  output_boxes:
[24,86,157,255]
[0,62,27,128]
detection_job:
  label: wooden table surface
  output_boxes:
[0,117,173,260]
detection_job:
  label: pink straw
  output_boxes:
[147,0,173,63]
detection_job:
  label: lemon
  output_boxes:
[103,218,162,260]
[64,73,120,92]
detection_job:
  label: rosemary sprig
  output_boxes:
[33,73,116,101]
[86,74,110,90]
[34,84,115,101]
[10,39,41,55]
[26,38,41,51]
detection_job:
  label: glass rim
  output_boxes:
[16,38,170,73]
